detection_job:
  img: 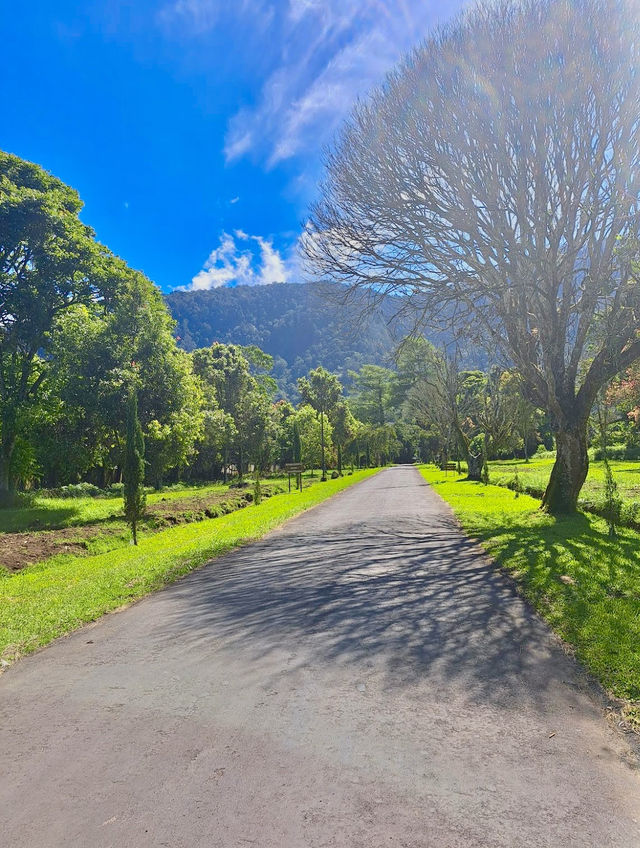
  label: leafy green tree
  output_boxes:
[348,365,395,427]
[362,422,400,467]
[236,389,275,477]
[293,404,333,474]
[123,392,146,545]
[192,342,275,479]
[41,267,202,488]
[273,400,296,467]
[330,401,357,475]
[0,151,113,498]
[298,367,342,481]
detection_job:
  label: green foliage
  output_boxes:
[347,364,395,427]
[298,366,343,479]
[43,270,204,487]
[602,459,622,538]
[165,282,425,398]
[41,482,105,499]
[0,151,113,495]
[292,404,333,471]
[192,342,275,478]
[298,366,342,416]
[123,393,146,545]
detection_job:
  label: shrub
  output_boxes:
[40,482,105,499]
[229,479,249,489]
[592,444,640,461]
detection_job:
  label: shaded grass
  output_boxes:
[0,469,377,664]
[420,466,640,703]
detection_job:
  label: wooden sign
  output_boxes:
[285,463,304,492]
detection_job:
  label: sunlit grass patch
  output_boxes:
[420,465,640,704]
[0,469,377,665]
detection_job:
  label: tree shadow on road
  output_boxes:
[157,513,586,712]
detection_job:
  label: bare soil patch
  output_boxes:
[0,526,123,573]
[0,483,285,573]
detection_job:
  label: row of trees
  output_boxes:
[0,149,395,496]
[305,0,640,513]
[5,136,640,506]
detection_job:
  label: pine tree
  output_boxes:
[124,391,146,545]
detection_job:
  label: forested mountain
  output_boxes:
[166,282,410,397]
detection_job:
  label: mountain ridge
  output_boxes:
[166,282,408,397]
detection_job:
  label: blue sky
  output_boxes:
[1,0,463,292]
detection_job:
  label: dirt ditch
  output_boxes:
[1,483,285,573]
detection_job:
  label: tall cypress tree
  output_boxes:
[124,391,146,545]
[292,420,302,463]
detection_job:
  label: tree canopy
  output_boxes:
[0,151,113,495]
[304,0,640,512]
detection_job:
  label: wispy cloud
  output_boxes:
[159,0,456,170]
[222,1,457,169]
[189,230,291,290]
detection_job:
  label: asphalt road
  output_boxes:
[1,465,639,847]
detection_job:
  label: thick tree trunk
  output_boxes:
[0,434,16,504]
[337,443,342,475]
[466,452,483,481]
[542,426,589,514]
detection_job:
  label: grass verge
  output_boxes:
[420,465,640,712]
[0,469,378,666]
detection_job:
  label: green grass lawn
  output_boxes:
[489,455,640,501]
[0,471,336,535]
[0,469,378,666]
[419,465,640,718]
[0,481,231,533]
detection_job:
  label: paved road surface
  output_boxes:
[1,466,639,847]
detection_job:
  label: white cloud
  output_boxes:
[255,236,288,283]
[189,231,292,290]
[223,0,458,168]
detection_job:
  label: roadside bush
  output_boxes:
[534,446,555,459]
[40,482,106,499]
[592,444,640,461]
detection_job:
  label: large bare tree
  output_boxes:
[304,0,640,513]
